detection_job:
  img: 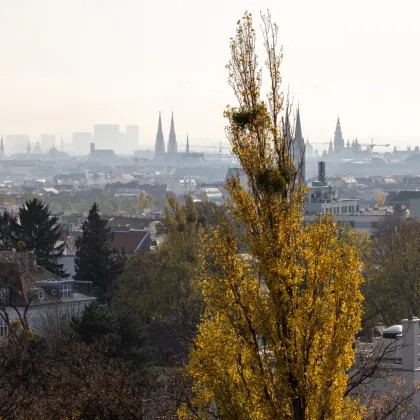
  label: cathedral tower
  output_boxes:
[167,112,177,154]
[293,107,305,182]
[333,116,344,153]
[155,112,165,156]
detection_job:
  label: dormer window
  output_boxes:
[61,283,72,299]
[0,318,8,338]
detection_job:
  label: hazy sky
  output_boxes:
[1,0,419,151]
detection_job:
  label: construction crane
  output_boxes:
[359,143,390,150]
[184,152,237,159]
[192,143,227,153]
[312,140,390,151]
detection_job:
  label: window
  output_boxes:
[61,283,72,299]
[0,318,8,338]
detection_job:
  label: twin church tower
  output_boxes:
[155,112,178,156]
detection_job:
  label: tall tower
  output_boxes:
[154,112,165,156]
[167,112,177,154]
[328,140,333,154]
[60,137,64,151]
[27,137,31,156]
[292,107,305,182]
[186,134,190,154]
[333,116,344,153]
[0,136,4,160]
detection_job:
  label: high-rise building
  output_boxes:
[72,132,93,155]
[94,124,120,150]
[333,117,344,153]
[41,134,56,151]
[155,112,165,156]
[5,134,29,154]
[125,125,139,152]
[0,136,4,160]
[186,134,190,154]
[167,112,177,154]
[305,139,313,158]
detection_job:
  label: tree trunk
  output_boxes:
[293,398,306,420]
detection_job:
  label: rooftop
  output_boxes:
[112,230,150,254]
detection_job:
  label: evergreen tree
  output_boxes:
[74,203,125,296]
[0,209,19,250]
[17,198,67,277]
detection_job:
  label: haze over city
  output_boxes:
[1,0,420,149]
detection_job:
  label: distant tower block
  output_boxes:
[155,112,165,156]
[167,112,178,154]
[186,134,190,154]
[27,137,31,155]
[0,136,4,160]
[318,161,326,183]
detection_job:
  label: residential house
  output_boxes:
[0,251,95,340]
[357,317,420,418]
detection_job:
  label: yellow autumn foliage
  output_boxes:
[179,11,364,420]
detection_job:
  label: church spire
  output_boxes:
[186,133,190,154]
[167,112,177,154]
[155,111,165,156]
[293,106,305,182]
[333,116,344,153]
[295,107,303,142]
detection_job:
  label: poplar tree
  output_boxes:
[180,12,364,420]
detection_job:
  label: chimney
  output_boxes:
[318,161,326,183]
[90,142,95,153]
[402,316,420,371]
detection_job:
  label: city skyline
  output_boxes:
[1,0,420,149]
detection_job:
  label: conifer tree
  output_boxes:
[17,198,67,277]
[74,203,125,296]
[0,209,19,250]
[180,12,364,420]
